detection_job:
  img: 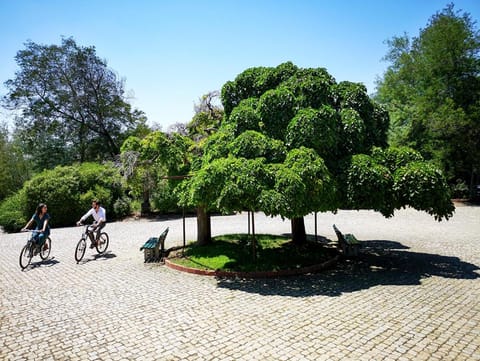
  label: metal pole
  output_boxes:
[182,207,186,255]
[315,212,318,242]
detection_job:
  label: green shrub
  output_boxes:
[129,199,142,214]
[0,190,28,232]
[113,197,132,218]
[23,169,81,227]
[451,179,469,199]
[0,162,128,231]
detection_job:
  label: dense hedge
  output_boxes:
[0,190,28,232]
[0,162,130,232]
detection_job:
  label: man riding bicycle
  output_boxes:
[76,199,106,248]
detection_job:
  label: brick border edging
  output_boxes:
[164,255,341,278]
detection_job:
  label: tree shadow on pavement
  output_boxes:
[216,239,480,297]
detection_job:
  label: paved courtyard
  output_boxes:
[1,205,479,360]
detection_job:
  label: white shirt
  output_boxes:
[81,206,106,223]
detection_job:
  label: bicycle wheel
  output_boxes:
[75,238,86,263]
[96,232,109,254]
[39,237,51,260]
[19,243,33,270]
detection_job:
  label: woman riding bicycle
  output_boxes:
[21,203,51,250]
[76,199,106,248]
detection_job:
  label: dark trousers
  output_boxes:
[88,222,105,243]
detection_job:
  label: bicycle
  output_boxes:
[19,230,52,270]
[75,223,109,263]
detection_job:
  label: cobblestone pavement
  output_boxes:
[1,205,479,360]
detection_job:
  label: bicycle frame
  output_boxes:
[81,224,97,239]
[19,230,51,270]
[26,230,42,253]
[75,223,109,263]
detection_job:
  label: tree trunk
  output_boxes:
[291,217,306,245]
[197,206,211,245]
[470,166,475,199]
[141,174,151,216]
[141,191,150,215]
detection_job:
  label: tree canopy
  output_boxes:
[120,131,193,214]
[375,3,480,190]
[178,62,454,245]
[3,37,146,169]
[187,90,224,140]
[0,122,30,201]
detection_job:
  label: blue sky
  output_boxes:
[1,0,479,130]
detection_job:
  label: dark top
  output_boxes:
[32,213,51,236]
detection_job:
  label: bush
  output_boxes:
[23,169,81,227]
[0,190,28,232]
[113,197,132,218]
[0,162,128,231]
[451,179,469,199]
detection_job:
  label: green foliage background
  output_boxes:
[375,4,480,189]
[3,3,474,238]
[0,162,129,232]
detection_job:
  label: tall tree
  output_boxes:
[120,130,192,215]
[178,62,454,247]
[3,37,146,169]
[182,91,223,244]
[0,122,30,201]
[375,4,480,190]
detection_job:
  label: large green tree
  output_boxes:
[375,4,480,191]
[3,37,146,169]
[178,62,454,246]
[120,130,192,214]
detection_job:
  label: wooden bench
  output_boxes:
[140,227,169,263]
[333,224,360,257]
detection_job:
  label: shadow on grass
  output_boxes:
[179,234,337,272]
[216,239,480,297]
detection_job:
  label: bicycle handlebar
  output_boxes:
[21,229,42,233]
[77,221,98,226]
[80,223,98,234]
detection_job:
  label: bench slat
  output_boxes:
[332,224,360,257]
[344,234,360,245]
[140,237,159,250]
[140,227,170,263]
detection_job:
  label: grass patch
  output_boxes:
[169,234,336,272]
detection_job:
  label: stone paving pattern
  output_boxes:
[1,205,479,360]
